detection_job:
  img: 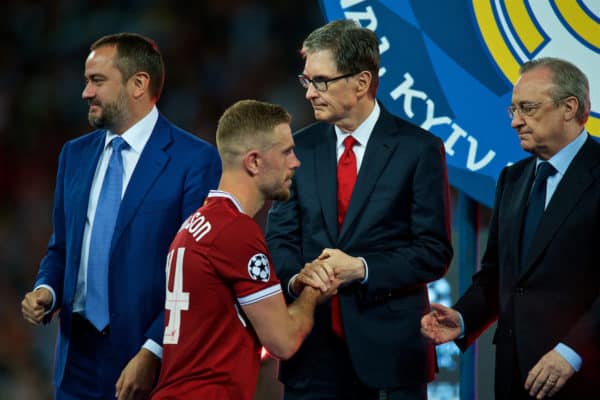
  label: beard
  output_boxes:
[269,187,291,202]
[88,90,128,130]
[261,176,293,202]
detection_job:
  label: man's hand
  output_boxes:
[524,350,575,399]
[295,260,336,293]
[420,303,462,344]
[115,348,160,400]
[21,288,53,325]
[317,248,365,284]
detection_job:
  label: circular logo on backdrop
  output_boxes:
[472,0,600,136]
[248,253,270,282]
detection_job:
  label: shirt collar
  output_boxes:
[536,128,588,176]
[207,190,245,214]
[334,101,380,146]
[104,106,159,153]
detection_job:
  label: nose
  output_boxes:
[305,83,319,101]
[510,111,525,129]
[291,151,301,169]
[82,81,94,100]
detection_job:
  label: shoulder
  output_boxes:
[159,115,217,151]
[293,121,331,146]
[381,108,442,147]
[60,129,104,155]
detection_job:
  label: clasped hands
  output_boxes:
[292,248,365,300]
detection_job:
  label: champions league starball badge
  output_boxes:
[319,0,600,207]
[248,253,270,282]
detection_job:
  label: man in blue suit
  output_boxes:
[266,20,452,399]
[20,33,221,399]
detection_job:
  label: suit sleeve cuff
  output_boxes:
[287,274,300,299]
[34,284,56,315]
[555,343,582,372]
[358,257,368,284]
[143,339,163,360]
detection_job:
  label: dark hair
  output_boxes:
[91,33,165,101]
[520,57,590,124]
[302,19,380,95]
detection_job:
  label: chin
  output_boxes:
[271,190,291,202]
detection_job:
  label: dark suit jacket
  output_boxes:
[455,136,600,399]
[34,114,221,390]
[266,106,452,389]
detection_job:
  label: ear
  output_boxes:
[129,72,150,100]
[355,70,372,96]
[243,150,261,176]
[562,96,579,122]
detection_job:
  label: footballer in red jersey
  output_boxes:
[151,100,337,400]
[151,191,281,400]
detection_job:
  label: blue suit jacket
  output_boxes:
[34,114,221,388]
[266,106,453,389]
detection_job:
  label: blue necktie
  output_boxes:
[520,161,556,269]
[86,136,127,331]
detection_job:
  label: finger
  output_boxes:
[430,303,450,315]
[115,374,123,398]
[318,248,335,260]
[547,376,566,397]
[535,378,555,399]
[117,384,131,400]
[525,365,543,390]
[298,273,328,292]
[528,374,548,398]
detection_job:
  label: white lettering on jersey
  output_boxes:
[181,212,212,242]
[164,248,190,344]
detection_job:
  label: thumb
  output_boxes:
[35,290,51,308]
[430,302,450,315]
[317,249,331,260]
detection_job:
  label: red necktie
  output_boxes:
[332,135,357,338]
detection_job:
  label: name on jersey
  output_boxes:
[180,211,211,242]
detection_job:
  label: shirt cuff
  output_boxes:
[143,339,163,360]
[555,343,582,372]
[358,257,368,284]
[457,311,465,339]
[287,274,300,299]
[34,284,56,315]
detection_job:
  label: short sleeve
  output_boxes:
[211,216,281,305]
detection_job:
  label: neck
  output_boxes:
[218,171,265,217]
[113,102,154,135]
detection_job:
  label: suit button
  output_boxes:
[515,287,524,295]
[507,329,513,337]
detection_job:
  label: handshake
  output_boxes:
[290,248,366,302]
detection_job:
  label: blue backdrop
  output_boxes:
[319,0,600,207]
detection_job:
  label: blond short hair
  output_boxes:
[216,100,291,168]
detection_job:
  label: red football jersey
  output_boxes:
[151,190,281,400]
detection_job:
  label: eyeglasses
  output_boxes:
[507,98,568,119]
[298,71,359,92]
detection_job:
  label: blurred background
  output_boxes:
[0,1,324,398]
[0,1,499,399]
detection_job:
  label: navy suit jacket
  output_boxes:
[266,106,453,389]
[34,114,221,388]
[455,136,600,399]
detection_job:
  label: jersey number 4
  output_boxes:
[164,247,190,344]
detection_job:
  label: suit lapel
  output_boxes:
[503,159,535,280]
[520,138,599,275]
[315,125,338,242]
[111,115,171,251]
[339,109,397,242]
